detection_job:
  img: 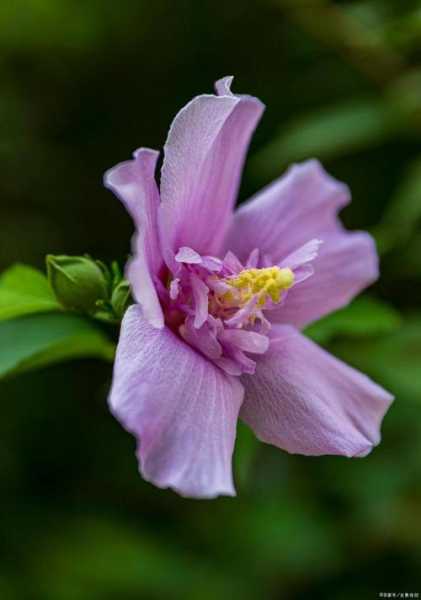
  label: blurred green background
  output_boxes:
[1,0,421,598]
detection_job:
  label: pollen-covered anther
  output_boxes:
[225,266,294,308]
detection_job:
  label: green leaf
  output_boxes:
[0,263,60,321]
[0,313,115,380]
[305,296,401,345]
[251,98,393,180]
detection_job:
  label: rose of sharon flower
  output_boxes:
[104,76,393,499]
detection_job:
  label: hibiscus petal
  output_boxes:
[104,148,164,328]
[270,230,378,327]
[175,246,202,264]
[240,326,393,457]
[109,305,244,498]
[190,273,209,328]
[224,159,350,263]
[220,329,269,354]
[159,78,264,268]
[179,317,222,360]
[214,75,234,96]
[280,238,323,270]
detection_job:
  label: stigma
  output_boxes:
[218,265,294,313]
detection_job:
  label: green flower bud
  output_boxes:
[111,279,131,320]
[46,255,109,314]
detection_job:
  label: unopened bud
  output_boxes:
[46,255,109,314]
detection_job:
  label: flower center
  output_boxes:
[223,266,294,308]
[206,265,295,328]
[161,244,317,376]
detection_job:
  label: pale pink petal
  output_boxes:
[179,317,222,360]
[201,256,223,272]
[215,76,234,96]
[214,357,243,377]
[175,246,202,264]
[169,278,180,300]
[109,306,244,498]
[174,247,222,273]
[159,79,264,268]
[104,148,164,328]
[104,148,161,273]
[279,238,322,286]
[290,264,314,285]
[190,273,209,328]
[229,349,256,375]
[280,239,323,270]
[240,326,393,457]
[125,257,164,329]
[246,248,260,268]
[207,277,231,295]
[224,296,258,327]
[224,159,349,263]
[223,250,244,274]
[270,230,378,327]
[220,329,269,354]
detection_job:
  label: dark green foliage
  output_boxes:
[1,0,421,598]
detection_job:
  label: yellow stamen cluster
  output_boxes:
[224,266,294,308]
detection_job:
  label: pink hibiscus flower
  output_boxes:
[104,76,393,499]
